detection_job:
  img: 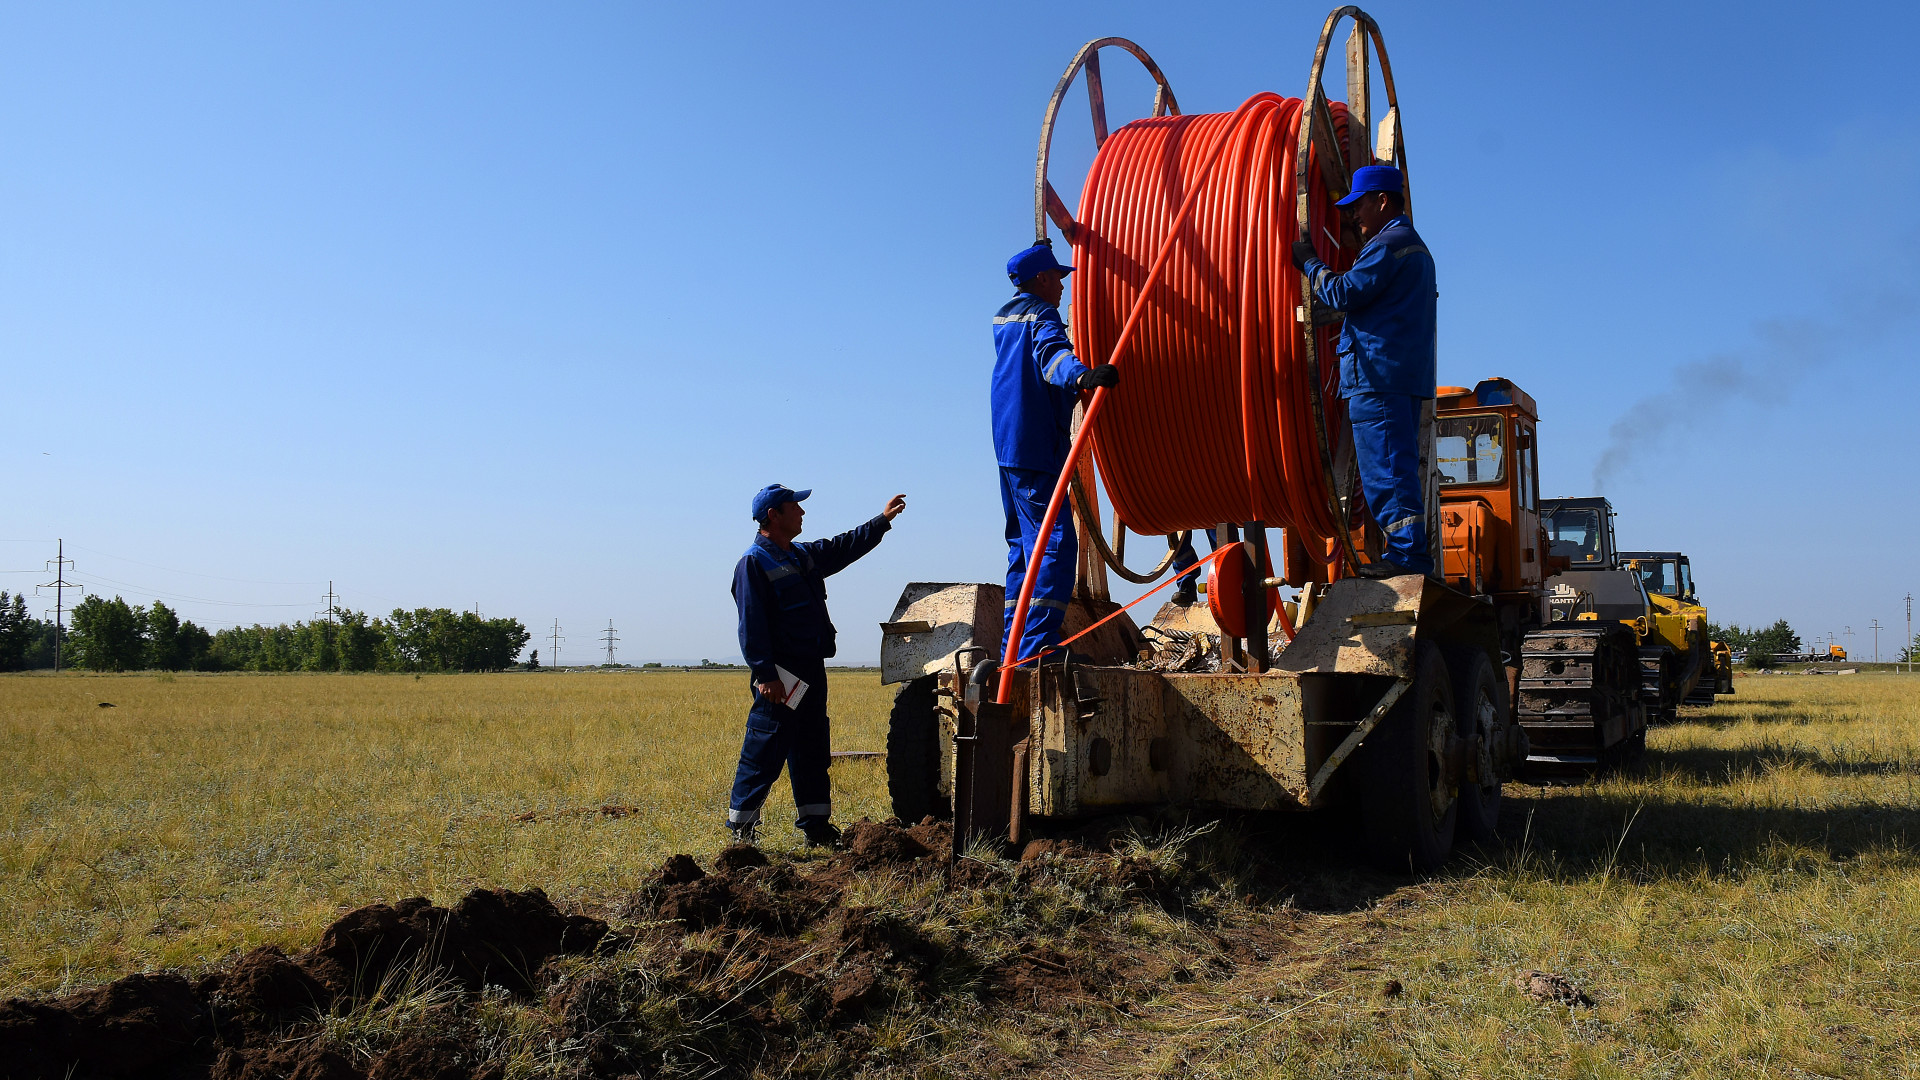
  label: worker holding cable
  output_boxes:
[1290,164,1438,578]
[729,484,907,847]
[992,241,1118,663]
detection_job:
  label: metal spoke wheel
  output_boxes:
[1358,641,1458,872]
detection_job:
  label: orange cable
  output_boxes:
[997,93,1354,701]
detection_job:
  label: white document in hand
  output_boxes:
[774,665,809,710]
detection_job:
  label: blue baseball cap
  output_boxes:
[1336,164,1405,207]
[751,484,810,522]
[1007,242,1075,286]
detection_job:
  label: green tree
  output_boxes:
[387,609,529,672]
[0,592,37,671]
[335,610,388,672]
[1747,619,1802,666]
[68,595,148,671]
[1704,621,1753,652]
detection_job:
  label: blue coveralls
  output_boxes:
[991,292,1091,664]
[728,516,891,828]
[1302,215,1439,574]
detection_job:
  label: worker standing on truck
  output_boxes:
[992,242,1119,662]
[1290,165,1438,578]
[729,484,907,847]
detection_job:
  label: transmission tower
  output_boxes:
[1871,618,1883,664]
[314,581,340,654]
[550,619,565,668]
[38,539,79,672]
[602,620,620,665]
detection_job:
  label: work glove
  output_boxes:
[1290,240,1318,271]
[1073,364,1120,392]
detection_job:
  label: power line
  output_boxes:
[602,620,620,665]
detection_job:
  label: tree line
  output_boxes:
[0,591,530,673]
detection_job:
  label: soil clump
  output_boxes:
[2,817,1280,1079]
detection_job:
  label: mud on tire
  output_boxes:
[1445,645,1505,845]
[886,676,947,822]
[1357,641,1458,873]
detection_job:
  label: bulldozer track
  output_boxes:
[1517,626,1643,780]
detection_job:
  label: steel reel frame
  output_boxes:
[1034,38,1187,587]
[1295,6,1408,577]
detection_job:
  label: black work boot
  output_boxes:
[1171,580,1198,606]
[727,820,759,846]
[1355,561,1412,579]
[798,818,842,848]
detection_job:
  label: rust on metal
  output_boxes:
[1034,37,1181,247]
[880,583,1005,685]
[1273,575,1424,678]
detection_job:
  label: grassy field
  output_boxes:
[6,670,1920,1077]
[0,669,895,997]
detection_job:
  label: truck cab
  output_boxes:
[1434,379,1547,601]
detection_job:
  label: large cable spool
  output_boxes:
[1032,7,1409,580]
[1000,6,1410,696]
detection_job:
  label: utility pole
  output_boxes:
[1844,626,1853,660]
[550,619,564,669]
[39,539,78,673]
[315,581,340,656]
[602,620,620,665]
[1908,594,1914,674]
[1870,619,1882,664]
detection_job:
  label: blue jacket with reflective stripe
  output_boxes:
[1303,215,1438,399]
[732,515,891,682]
[991,292,1091,472]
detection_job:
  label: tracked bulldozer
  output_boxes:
[1616,550,1734,705]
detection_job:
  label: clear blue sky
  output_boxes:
[3,2,1916,664]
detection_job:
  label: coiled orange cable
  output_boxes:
[998,93,1355,702]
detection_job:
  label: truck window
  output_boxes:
[1545,508,1602,562]
[1679,561,1694,598]
[1519,425,1537,511]
[1436,414,1505,485]
[1635,559,1676,597]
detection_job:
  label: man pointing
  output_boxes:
[729,484,905,846]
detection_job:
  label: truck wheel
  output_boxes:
[1446,646,1505,844]
[886,676,947,822]
[1358,641,1458,873]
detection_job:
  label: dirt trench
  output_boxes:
[0,816,1324,1079]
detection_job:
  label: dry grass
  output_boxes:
[0,669,893,997]
[8,669,1920,1077]
[1116,673,1920,1079]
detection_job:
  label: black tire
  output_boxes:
[1358,641,1458,873]
[1445,645,1505,845]
[885,676,946,822]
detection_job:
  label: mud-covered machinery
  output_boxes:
[1617,550,1735,705]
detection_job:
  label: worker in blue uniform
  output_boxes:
[1290,165,1438,578]
[992,242,1119,663]
[729,483,906,846]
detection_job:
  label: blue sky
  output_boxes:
[3,2,1916,664]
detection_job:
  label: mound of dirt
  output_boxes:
[0,972,202,1079]
[3,816,1257,1079]
[1,886,602,1079]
